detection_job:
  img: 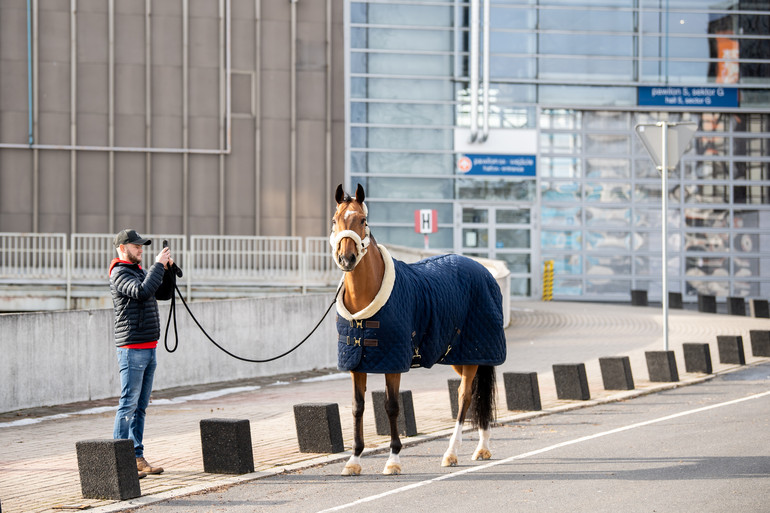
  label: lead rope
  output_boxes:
[164,281,343,363]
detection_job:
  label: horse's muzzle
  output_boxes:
[338,253,357,272]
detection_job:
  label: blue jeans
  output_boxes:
[113,347,157,458]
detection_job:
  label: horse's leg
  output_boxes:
[382,373,403,475]
[471,365,496,461]
[442,364,478,467]
[342,371,367,476]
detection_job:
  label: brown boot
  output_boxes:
[138,471,147,479]
[136,457,164,475]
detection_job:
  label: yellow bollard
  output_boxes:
[542,260,554,301]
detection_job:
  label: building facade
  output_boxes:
[346,0,770,302]
[0,0,346,239]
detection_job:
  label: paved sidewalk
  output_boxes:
[1,300,768,513]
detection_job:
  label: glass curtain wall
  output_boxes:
[347,0,770,301]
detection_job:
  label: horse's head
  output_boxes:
[330,184,371,272]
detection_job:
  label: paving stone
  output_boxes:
[717,335,746,365]
[293,403,344,453]
[645,351,679,382]
[599,357,634,390]
[75,439,141,500]
[552,364,590,400]
[698,294,717,313]
[749,330,770,357]
[683,343,713,374]
[503,372,542,410]
[200,418,254,474]
[372,390,417,437]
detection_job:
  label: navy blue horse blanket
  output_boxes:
[337,245,506,374]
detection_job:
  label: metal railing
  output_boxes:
[0,232,342,309]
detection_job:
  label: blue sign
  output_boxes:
[638,86,739,108]
[457,154,536,177]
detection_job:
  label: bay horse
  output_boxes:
[330,184,506,475]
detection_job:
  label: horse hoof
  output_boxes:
[342,463,362,476]
[441,454,458,467]
[382,464,401,475]
[472,449,491,461]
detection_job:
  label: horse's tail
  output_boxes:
[471,365,496,431]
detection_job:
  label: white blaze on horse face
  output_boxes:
[344,209,358,220]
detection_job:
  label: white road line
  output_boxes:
[317,390,770,513]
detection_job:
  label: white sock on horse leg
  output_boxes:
[472,428,492,460]
[383,451,402,475]
[342,454,362,476]
[442,420,464,466]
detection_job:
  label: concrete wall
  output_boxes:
[0,293,338,413]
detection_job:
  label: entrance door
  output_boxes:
[456,204,536,297]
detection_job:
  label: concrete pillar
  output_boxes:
[682,343,713,374]
[200,418,255,474]
[372,390,417,437]
[502,372,542,411]
[599,356,634,390]
[645,351,679,382]
[717,335,745,365]
[293,403,344,453]
[75,439,141,500]
[552,364,590,400]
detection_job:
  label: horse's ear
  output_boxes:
[335,184,345,205]
[355,184,365,204]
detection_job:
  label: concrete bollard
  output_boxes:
[749,299,769,319]
[668,292,683,309]
[749,330,770,357]
[552,364,590,400]
[200,418,254,474]
[372,390,417,436]
[682,343,713,374]
[697,294,717,313]
[502,372,542,411]
[717,335,746,365]
[599,357,634,390]
[645,351,679,382]
[293,403,344,453]
[75,439,141,500]
[631,290,648,306]
[726,297,746,316]
[447,378,476,419]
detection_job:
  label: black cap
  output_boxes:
[114,229,152,248]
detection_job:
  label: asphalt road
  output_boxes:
[131,363,770,513]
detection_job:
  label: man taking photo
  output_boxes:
[109,229,175,479]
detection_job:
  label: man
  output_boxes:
[109,229,174,479]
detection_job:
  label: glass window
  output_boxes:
[489,6,536,29]
[554,277,582,295]
[352,52,452,77]
[634,159,659,179]
[542,181,581,202]
[498,254,531,274]
[368,202,453,224]
[541,134,581,154]
[733,161,769,181]
[541,109,582,130]
[490,32,536,53]
[363,177,454,200]
[584,111,630,130]
[682,184,730,204]
[374,226,454,249]
[586,207,631,226]
[355,127,453,151]
[542,206,582,226]
[539,57,635,81]
[356,102,455,126]
[733,136,770,157]
[683,161,730,180]
[463,227,488,249]
[496,209,530,224]
[733,184,770,204]
[540,8,635,31]
[541,230,581,250]
[633,209,662,227]
[586,158,630,179]
[463,208,488,223]
[353,151,455,175]
[684,208,729,228]
[540,34,635,57]
[586,134,630,155]
[354,4,452,27]
[457,179,536,201]
[585,183,632,203]
[539,85,636,106]
[489,56,537,80]
[352,27,453,52]
[496,229,530,249]
[586,232,631,251]
[540,157,581,178]
[352,77,455,101]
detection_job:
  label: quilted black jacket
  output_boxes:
[109,260,174,347]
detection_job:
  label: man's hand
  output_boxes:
[156,247,171,268]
